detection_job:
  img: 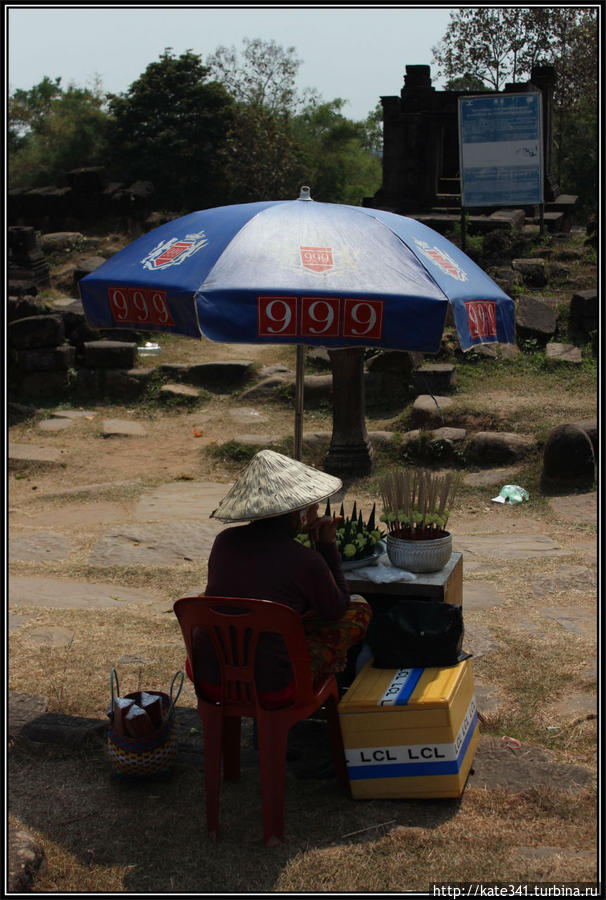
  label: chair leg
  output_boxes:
[222,716,241,781]
[200,704,223,839]
[324,694,348,787]
[256,714,288,846]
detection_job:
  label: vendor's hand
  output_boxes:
[309,514,342,545]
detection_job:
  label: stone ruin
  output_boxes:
[8,167,156,235]
[365,64,578,235]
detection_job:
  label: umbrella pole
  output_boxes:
[294,344,305,460]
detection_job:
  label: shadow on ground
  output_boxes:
[8,708,462,893]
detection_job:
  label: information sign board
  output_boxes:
[458,93,543,207]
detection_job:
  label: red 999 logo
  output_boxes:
[108,287,175,327]
[257,296,383,341]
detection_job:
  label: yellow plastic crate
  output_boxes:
[338,657,479,799]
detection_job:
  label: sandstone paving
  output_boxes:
[9,575,164,610]
[88,521,223,566]
[9,500,134,534]
[50,409,97,419]
[22,625,75,649]
[31,478,142,499]
[102,418,147,437]
[453,533,566,560]
[134,481,232,522]
[9,614,31,632]
[473,679,506,714]
[462,622,500,658]
[539,605,596,638]
[546,692,598,721]
[461,581,505,610]
[37,418,74,432]
[463,466,522,487]
[228,407,269,424]
[9,531,74,562]
[8,443,66,468]
[468,735,594,793]
[547,492,598,524]
[531,565,596,594]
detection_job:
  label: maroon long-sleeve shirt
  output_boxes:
[193,518,351,693]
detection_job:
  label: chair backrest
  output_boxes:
[174,596,316,710]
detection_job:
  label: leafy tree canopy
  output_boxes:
[107,48,235,211]
[291,99,381,205]
[8,76,109,187]
[444,73,489,92]
[432,7,597,99]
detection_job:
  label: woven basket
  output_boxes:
[107,669,183,777]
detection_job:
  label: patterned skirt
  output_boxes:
[304,595,372,680]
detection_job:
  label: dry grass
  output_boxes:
[8,735,596,894]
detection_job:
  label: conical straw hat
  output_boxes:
[210,449,342,523]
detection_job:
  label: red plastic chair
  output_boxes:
[173,595,348,846]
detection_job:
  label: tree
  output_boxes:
[432,7,594,95]
[444,73,489,92]
[207,37,318,115]
[9,76,110,188]
[216,104,306,203]
[107,48,235,211]
[290,100,381,205]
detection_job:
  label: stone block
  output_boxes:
[8,827,48,893]
[75,367,104,393]
[73,256,106,288]
[14,345,76,372]
[488,267,523,293]
[365,350,422,375]
[180,361,255,389]
[83,340,138,369]
[571,419,597,458]
[512,258,548,287]
[543,424,595,484]
[13,370,71,398]
[40,231,84,251]
[69,320,101,347]
[488,208,526,228]
[545,343,582,364]
[240,375,293,401]
[159,383,202,404]
[467,431,535,465]
[8,296,52,322]
[568,289,598,342]
[104,367,154,399]
[7,279,39,297]
[8,315,65,350]
[515,296,558,345]
[412,363,456,394]
[102,418,147,436]
[410,394,454,426]
[431,426,466,444]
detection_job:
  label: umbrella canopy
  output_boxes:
[79,189,515,460]
[80,189,514,353]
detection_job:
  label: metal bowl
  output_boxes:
[385,532,452,573]
[340,541,386,571]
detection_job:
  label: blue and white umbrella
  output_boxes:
[80,187,514,455]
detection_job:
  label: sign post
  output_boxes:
[458,93,544,219]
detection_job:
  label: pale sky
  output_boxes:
[6,5,455,121]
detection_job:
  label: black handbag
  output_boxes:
[367,599,471,669]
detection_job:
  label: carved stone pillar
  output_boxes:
[324,348,373,477]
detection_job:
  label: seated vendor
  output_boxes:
[185,449,372,707]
